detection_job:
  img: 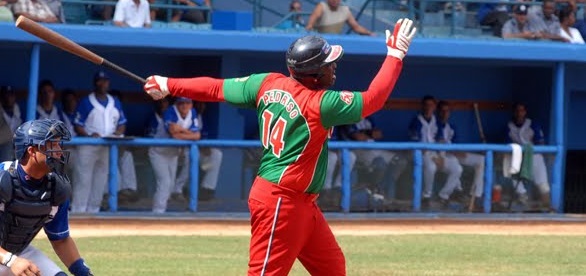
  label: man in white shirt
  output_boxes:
[113,0,151,28]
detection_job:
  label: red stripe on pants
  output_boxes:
[247,177,346,276]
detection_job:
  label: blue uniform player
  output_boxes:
[0,119,92,276]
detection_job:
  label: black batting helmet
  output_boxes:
[286,35,344,75]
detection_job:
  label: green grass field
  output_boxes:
[32,235,586,276]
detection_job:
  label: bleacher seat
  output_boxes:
[85,20,112,26]
[151,20,168,29]
[63,2,90,24]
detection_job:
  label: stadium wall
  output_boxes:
[0,23,575,212]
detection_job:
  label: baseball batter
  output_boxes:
[72,71,127,214]
[506,102,550,208]
[143,19,415,275]
[0,119,93,276]
[436,100,485,206]
[409,95,463,207]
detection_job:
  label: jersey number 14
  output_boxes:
[261,110,287,158]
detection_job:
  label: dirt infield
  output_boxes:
[64,218,586,238]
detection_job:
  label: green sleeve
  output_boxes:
[320,90,364,128]
[222,73,270,109]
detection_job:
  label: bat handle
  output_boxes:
[102,59,147,84]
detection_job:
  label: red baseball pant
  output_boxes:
[247,177,346,276]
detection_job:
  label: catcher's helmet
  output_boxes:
[13,119,71,174]
[286,35,344,75]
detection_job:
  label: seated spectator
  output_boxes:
[573,8,586,39]
[174,101,222,202]
[321,128,357,210]
[276,0,305,30]
[530,0,569,42]
[11,0,59,23]
[90,0,116,21]
[477,2,510,37]
[113,0,151,28]
[0,85,22,132]
[36,79,61,120]
[42,0,64,22]
[505,103,551,210]
[436,100,485,209]
[559,6,585,43]
[171,0,210,24]
[502,5,543,40]
[0,0,17,22]
[340,116,404,200]
[409,95,462,209]
[305,0,373,35]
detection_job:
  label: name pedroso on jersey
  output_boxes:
[260,89,300,119]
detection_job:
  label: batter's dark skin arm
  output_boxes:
[50,237,82,268]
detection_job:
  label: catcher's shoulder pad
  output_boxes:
[0,170,14,203]
[48,173,71,205]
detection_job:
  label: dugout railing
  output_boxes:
[67,137,562,214]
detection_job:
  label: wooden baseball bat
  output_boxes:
[468,103,486,212]
[15,16,146,84]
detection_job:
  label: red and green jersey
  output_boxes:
[222,73,364,193]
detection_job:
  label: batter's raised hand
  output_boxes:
[9,257,40,276]
[386,18,416,60]
[144,75,170,100]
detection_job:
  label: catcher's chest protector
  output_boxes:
[0,166,70,254]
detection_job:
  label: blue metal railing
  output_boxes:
[67,137,561,214]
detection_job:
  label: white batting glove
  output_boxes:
[386,18,417,60]
[143,75,169,100]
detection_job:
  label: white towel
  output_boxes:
[503,143,523,177]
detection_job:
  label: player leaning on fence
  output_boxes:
[143,18,416,276]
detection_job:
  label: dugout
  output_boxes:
[0,23,579,213]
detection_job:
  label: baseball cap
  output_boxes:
[93,71,109,83]
[175,97,192,103]
[514,5,528,15]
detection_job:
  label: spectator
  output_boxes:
[340,116,404,200]
[171,0,210,24]
[113,0,151,28]
[90,0,116,21]
[276,0,305,30]
[11,0,59,23]
[0,0,17,22]
[477,2,510,37]
[59,89,77,136]
[41,0,64,22]
[321,128,357,210]
[305,0,373,35]
[573,8,586,39]
[72,71,127,214]
[36,80,61,120]
[59,89,78,183]
[436,100,485,209]
[174,101,222,202]
[502,5,543,40]
[559,6,585,43]
[0,85,22,132]
[409,95,462,209]
[0,104,11,162]
[530,0,569,42]
[506,102,551,209]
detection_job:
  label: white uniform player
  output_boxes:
[72,71,127,214]
[146,98,181,213]
[174,101,222,202]
[410,96,462,206]
[436,100,485,203]
[506,103,550,207]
